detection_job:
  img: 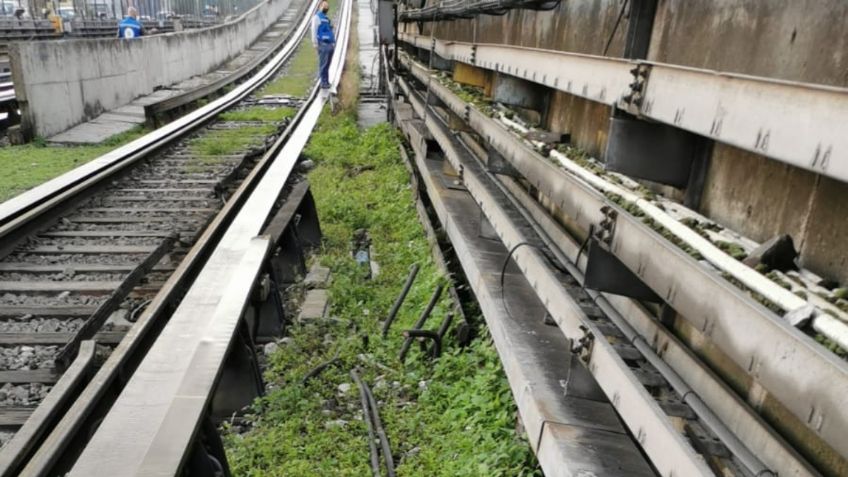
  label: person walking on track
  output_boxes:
[311,1,335,92]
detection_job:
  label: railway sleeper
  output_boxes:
[68,179,326,477]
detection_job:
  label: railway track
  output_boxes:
[0,1,334,473]
[0,0,841,475]
[0,119,279,408]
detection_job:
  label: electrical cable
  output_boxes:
[575,224,594,265]
[603,0,629,56]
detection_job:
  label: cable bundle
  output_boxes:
[399,0,560,22]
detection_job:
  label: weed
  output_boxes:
[187,125,275,159]
[261,40,319,98]
[223,112,538,476]
[219,106,296,122]
[715,240,748,261]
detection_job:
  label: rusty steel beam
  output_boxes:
[399,32,848,185]
[398,51,848,472]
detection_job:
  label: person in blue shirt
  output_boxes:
[118,7,144,39]
[310,1,335,91]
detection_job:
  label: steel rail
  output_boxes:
[394,89,657,477]
[398,51,848,472]
[0,0,320,244]
[143,0,314,122]
[66,0,353,473]
[397,31,848,185]
[401,76,813,475]
[0,3,327,475]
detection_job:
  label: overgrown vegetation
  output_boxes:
[219,106,297,122]
[186,124,276,169]
[0,127,147,202]
[260,40,319,98]
[223,106,538,475]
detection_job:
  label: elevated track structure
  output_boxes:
[386,1,848,475]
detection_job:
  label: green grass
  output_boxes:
[0,127,146,203]
[186,124,276,162]
[219,106,297,122]
[257,0,340,99]
[260,40,319,98]
[223,111,539,476]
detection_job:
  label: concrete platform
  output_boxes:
[304,263,331,288]
[298,289,330,322]
[48,12,302,145]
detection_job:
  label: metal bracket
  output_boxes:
[485,142,519,177]
[584,239,661,302]
[211,321,264,420]
[185,418,233,477]
[571,325,595,363]
[478,210,498,240]
[596,205,618,245]
[294,191,322,250]
[271,226,307,284]
[620,64,650,114]
[247,266,288,343]
[605,110,701,189]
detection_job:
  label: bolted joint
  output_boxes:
[252,273,271,302]
[571,326,595,363]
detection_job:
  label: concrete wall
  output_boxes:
[409,0,848,284]
[11,0,293,138]
[648,0,848,86]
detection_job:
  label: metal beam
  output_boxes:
[410,87,715,476]
[399,32,848,185]
[497,175,819,477]
[399,52,848,466]
[398,112,655,477]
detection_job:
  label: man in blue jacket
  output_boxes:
[311,1,335,91]
[118,7,143,39]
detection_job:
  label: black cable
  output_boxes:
[603,0,629,56]
[499,242,536,322]
[575,224,594,264]
[497,234,576,324]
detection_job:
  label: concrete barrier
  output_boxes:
[10,0,294,138]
